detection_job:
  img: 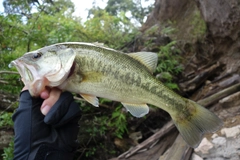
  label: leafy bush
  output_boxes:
[0,113,14,160]
[0,112,13,128]
[156,41,183,90]
[2,140,14,160]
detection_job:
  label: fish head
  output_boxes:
[9,47,76,96]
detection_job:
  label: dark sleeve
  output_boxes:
[12,90,81,160]
[12,90,45,160]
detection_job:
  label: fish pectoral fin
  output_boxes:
[121,102,149,118]
[127,52,158,74]
[80,94,99,107]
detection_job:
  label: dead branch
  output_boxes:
[0,80,9,84]
[160,135,192,160]
[179,62,222,92]
[0,91,18,112]
[117,121,175,159]
[0,71,19,75]
[198,83,240,107]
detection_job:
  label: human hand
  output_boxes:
[13,87,81,160]
[22,86,62,115]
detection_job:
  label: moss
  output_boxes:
[190,10,207,40]
[159,3,206,43]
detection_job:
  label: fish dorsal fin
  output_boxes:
[121,102,149,117]
[128,52,158,73]
[80,93,99,107]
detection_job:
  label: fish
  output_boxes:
[9,42,223,148]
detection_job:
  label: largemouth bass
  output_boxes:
[9,42,222,148]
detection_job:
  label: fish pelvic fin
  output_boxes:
[172,99,223,148]
[121,102,149,118]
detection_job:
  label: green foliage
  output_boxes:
[85,147,97,157]
[0,0,158,159]
[0,0,140,95]
[0,112,14,160]
[0,52,22,93]
[0,112,13,128]
[156,41,183,90]
[3,0,75,16]
[161,26,177,35]
[93,0,154,25]
[190,10,206,39]
[84,9,138,49]
[87,115,108,137]
[108,106,128,138]
[2,140,14,160]
[77,101,129,158]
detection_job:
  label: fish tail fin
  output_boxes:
[171,99,223,148]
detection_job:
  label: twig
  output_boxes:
[77,136,93,160]
[0,100,18,115]
[0,80,9,84]
[0,71,19,74]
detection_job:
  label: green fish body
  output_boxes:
[9,42,222,148]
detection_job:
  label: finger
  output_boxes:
[41,88,62,115]
[21,86,28,91]
[40,87,51,99]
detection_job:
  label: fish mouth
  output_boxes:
[9,60,34,82]
[9,60,44,96]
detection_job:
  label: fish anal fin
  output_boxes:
[80,94,99,107]
[121,102,149,118]
[128,52,158,73]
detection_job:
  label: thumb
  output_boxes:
[41,88,61,115]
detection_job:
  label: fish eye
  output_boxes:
[32,52,42,59]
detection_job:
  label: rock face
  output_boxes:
[194,129,240,160]
[193,101,240,160]
[221,125,240,138]
[139,0,240,101]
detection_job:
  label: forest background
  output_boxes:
[1,0,240,160]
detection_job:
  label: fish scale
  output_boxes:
[9,42,223,148]
[72,48,159,104]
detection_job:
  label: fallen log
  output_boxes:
[117,121,176,159]
[180,62,222,92]
[159,135,192,160]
